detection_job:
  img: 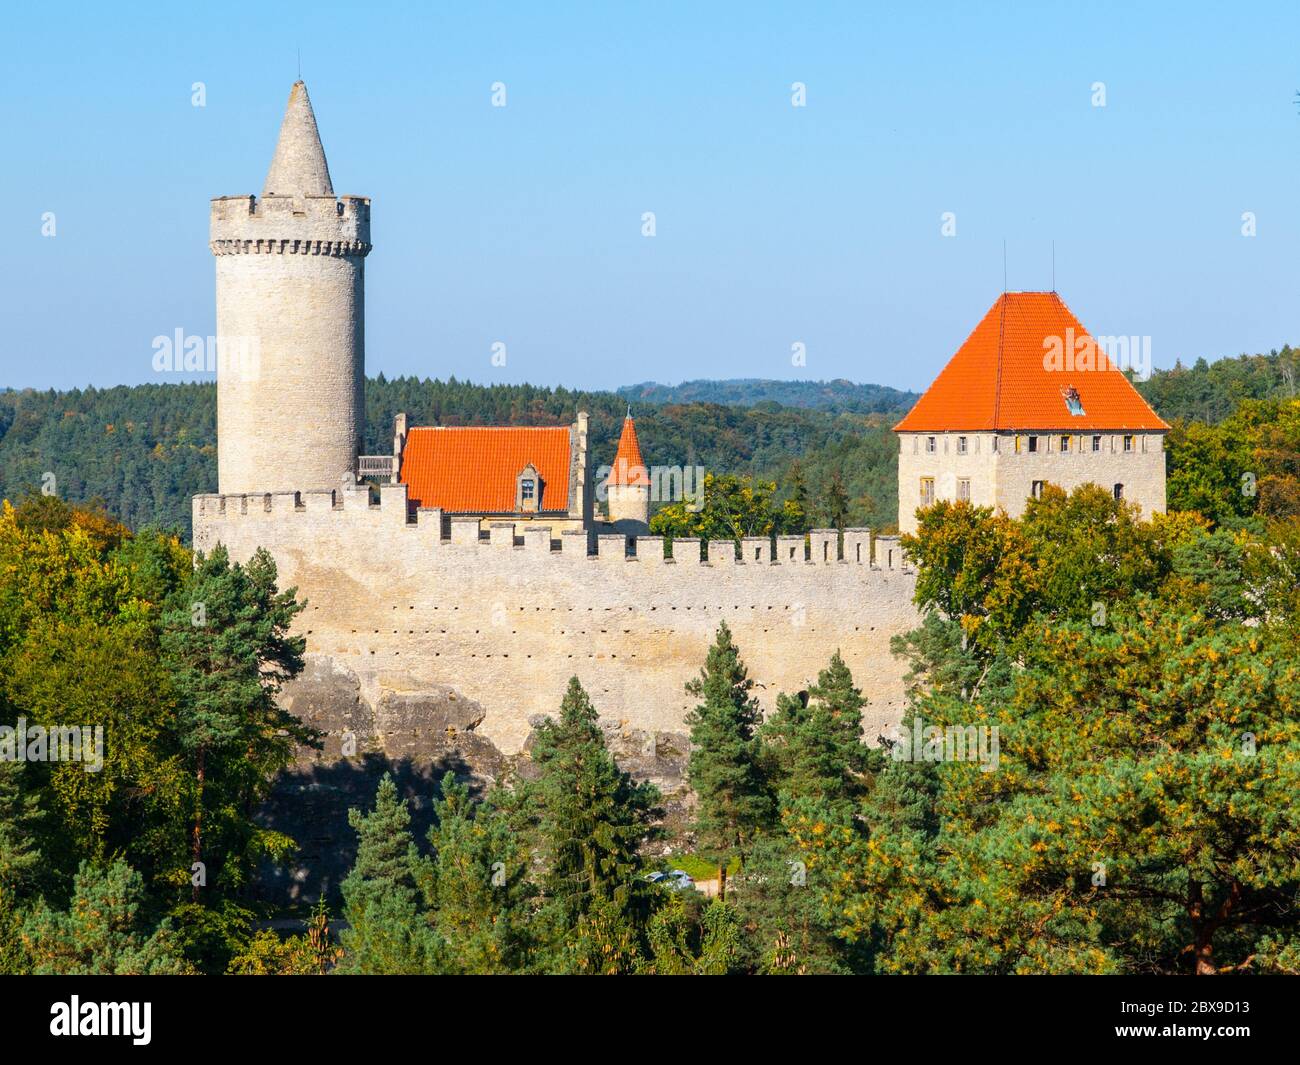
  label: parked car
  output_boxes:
[646,869,696,892]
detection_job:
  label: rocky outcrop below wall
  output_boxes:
[255,654,696,905]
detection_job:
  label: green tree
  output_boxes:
[650,473,805,545]
[528,677,659,972]
[21,860,190,975]
[762,651,868,809]
[159,545,315,903]
[643,892,743,975]
[822,470,850,531]
[685,623,773,897]
[426,772,533,974]
[338,774,439,975]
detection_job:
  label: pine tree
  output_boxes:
[21,860,190,975]
[0,760,42,899]
[643,893,744,975]
[159,544,315,902]
[685,622,773,897]
[823,470,850,531]
[529,676,659,972]
[0,761,42,975]
[338,774,439,974]
[762,651,868,808]
[426,772,532,974]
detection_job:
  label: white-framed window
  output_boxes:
[1092,435,1101,452]
[920,477,935,506]
[1123,435,1134,453]
[957,478,971,502]
[926,436,937,454]
[957,436,968,454]
[521,479,535,502]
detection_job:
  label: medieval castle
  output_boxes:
[193,82,1166,770]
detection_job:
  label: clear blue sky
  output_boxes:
[3,0,1298,393]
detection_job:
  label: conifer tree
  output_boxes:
[159,544,315,901]
[823,470,850,531]
[338,774,439,974]
[685,622,773,897]
[0,761,42,975]
[0,760,42,900]
[529,676,659,971]
[426,772,533,974]
[762,651,867,808]
[643,893,743,975]
[21,860,190,975]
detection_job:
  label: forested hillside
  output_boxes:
[1136,345,1298,423]
[0,377,907,539]
[3,349,1297,544]
[617,378,920,413]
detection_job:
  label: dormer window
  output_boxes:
[516,464,541,512]
[1063,387,1086,416]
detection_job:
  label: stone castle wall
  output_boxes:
[194,484,920,757]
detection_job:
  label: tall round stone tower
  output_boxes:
[210,81,371,494]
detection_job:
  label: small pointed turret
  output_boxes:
[607,414,650,531]
[262,80,334,198]
[609,414,648,486]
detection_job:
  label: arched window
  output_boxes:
[1113,483,1124,500]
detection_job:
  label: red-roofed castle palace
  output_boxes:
[894,292,1168,534]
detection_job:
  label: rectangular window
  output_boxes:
[920,477,935,507]
[926,436,937,454]
[1014,435,1021,454]
[1113,483,1124,500]
[957,436,968,454]
[1060,435,1071,452]
[1031,480,1045,500]
[1123,435,1134,453]
[1028,436,1038,453]
[957,478,971,502]
[992,436,999,452]
[1092,435,1101,452]
[521,480,535,501]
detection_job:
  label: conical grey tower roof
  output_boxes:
[262,80,334,198]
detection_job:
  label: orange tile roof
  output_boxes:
[893,292,1169,432]
[399,426,572,513]
[608,416,650,486]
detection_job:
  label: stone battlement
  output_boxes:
[210,193,371,251]
[193,483,917,755]
[193,484,906,571]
